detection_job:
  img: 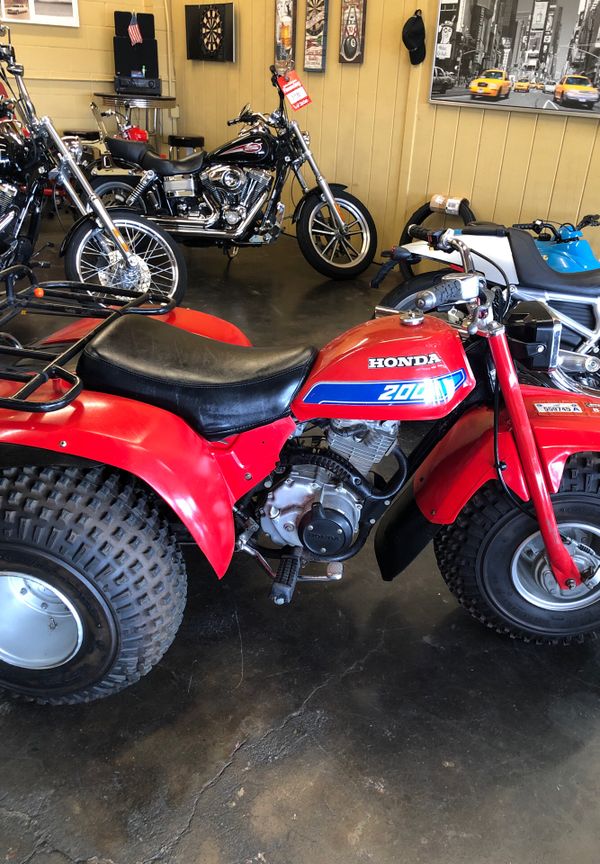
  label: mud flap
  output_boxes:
[374,483,442,581]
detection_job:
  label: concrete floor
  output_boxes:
[2,230,600,864]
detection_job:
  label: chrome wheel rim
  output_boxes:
[511,522,600,611]
[75,217,179,300]
[0,572,84,669]
[308,199,370,269]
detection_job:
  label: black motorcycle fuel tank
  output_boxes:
[207,131,277,167]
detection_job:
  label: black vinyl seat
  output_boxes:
[77,315,317,440]
[508,228,600,296]
[106,137,205,176]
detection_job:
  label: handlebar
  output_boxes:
[415,275,481,313]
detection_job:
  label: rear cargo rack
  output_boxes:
[0,264,176,413]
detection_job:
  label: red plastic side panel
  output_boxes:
[292,316,475,422]
[39,306,252,347]
[415,387,600,523]
[0,396,292,577]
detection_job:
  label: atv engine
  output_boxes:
[163,164,272,229]
[260,420,400,557]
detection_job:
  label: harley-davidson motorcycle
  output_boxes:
[2,226,600,705]
[89,66,377,279]
[376,218,600,398]
[0,27,186,302]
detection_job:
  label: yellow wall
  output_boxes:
[171,0,600,251]
[6,0,600,252]
[3,0,174,132]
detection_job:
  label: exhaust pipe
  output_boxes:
[152,191,269,239]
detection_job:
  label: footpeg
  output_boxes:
[270,552,302,606]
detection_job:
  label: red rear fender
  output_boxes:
[415,386,600,523]
[40,306,252,347]
[0,392,294,578]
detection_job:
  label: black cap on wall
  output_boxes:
[402,10,426,66]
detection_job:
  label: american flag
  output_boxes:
[128,12,143,46]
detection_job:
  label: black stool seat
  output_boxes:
[77,315,317,440]
[167,134,205,148]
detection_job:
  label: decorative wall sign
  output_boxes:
[339,0,366,64]
[0,0,79,27]
[430,0,600,119]
[304,0,328,72]
[275,0,297,66]
[185,3,235,62]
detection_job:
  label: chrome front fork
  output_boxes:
[290,120,347,232]
[41,117,133,264]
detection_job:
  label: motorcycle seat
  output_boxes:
[141,150,206,177]
[77,315,317,440]
[106,137,206,176]
[508,228,600,296]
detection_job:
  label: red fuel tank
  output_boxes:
[293,314,475,422]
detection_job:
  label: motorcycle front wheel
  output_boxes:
[435,454,600,643]
[296,190,377,279]
[64,208,187,304]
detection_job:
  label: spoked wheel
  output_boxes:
[64,208,187,304]
[296,190,377,279]
[435,454,600,643]
[0,466,187,705]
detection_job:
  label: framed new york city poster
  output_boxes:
[1,0,79,26]
[430,0,600,118]
[304,0,329,72]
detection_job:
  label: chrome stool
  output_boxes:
[167,134,205,159]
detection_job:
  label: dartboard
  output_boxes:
[306,0,324,37]
[201,6,223,54]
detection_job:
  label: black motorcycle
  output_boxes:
[90,66,378,280]
[0,27,186,303]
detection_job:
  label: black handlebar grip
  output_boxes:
[415,278,465,312]
[407,224,433,243]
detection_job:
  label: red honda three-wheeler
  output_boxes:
[1,227,600,705]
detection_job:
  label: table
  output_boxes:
[93,92,177,149]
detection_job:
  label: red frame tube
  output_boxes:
[489,330,581,590]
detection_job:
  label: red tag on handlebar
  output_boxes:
[277,70,312,111]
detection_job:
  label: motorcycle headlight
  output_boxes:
[302,131,310,147]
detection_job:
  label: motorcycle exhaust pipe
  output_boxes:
[558,349,600,374]
[152,191,270,239]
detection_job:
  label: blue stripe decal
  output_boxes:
[303,370,468,406]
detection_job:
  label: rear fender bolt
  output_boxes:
[244,472,252,481]
[59,440,67,448]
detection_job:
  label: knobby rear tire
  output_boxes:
[0,466,187,705]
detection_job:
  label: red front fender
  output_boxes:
[0,393,294,578]
[415,386,600,523]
